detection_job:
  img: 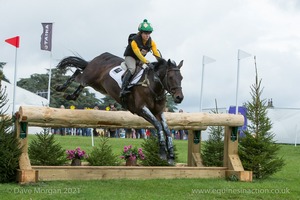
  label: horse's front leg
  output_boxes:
[161,113,175,165]
[140,106,167,161]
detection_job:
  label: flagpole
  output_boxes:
[199,56,205,112]
[199,56,215,112]
[47,52,52,106]
[235,49,251,114]
[235,52,240,115]
[12,47,18,115]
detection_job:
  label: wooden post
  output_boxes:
[224,126,252,181]
[187,130,203,166]
[15,113,38,184]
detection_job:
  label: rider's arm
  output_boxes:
[151,40,161,59]
[131,40,148,63]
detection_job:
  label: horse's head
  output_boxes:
[156,59,184,104]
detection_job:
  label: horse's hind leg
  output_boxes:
[160,113,175,165]
[65,85,84,100]
[140,106,168,161]
[56,69,81,92]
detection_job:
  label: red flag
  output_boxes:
[5,36,20,48]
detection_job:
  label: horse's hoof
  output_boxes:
[167,158,175,166]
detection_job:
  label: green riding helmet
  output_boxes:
[138,19,153,32]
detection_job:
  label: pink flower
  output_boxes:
[121,145,145,161]
[66,147,87,160]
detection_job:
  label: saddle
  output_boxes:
[109,62,147,89]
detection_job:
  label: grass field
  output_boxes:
[1,134,299,200]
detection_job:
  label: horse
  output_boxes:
[55,52,184,165]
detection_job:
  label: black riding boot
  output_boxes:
[119,70,133,98]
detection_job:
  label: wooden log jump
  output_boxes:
[15,106,252,183]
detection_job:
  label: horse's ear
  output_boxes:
[178,60,184,69]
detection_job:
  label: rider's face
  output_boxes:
[141,32,151,41]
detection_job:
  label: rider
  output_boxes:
[120,19,161,98]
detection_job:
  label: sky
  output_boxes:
[1,0,300,113]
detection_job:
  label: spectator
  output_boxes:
[108,103,117,137]
[136,129,145,139]
[177,109,187,140]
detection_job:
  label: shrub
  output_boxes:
[87,136,120,166]
[202,125,224,167]
[28,130,67,165]
[0,125,22,183]
[140,136,177,166]
[0,81,22,183]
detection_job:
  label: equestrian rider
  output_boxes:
[120,19,161,98]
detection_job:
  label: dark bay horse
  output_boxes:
[55,52,184,164]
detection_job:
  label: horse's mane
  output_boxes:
[153,58,167,72]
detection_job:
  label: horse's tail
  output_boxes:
[56,56,88,71]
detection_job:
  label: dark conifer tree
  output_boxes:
[0,70,22,183]
[239,57,285,179]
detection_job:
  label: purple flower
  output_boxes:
[120,145,145,161]
[66,147,87,160]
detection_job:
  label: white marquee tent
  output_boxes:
[2,81,48,134]
[2,81,48,115]
[267,108,300,145]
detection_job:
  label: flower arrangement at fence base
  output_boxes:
[66,147,87,166]
[120,145,145,166]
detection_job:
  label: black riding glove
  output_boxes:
[147,63,155,69]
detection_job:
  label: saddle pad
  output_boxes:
[109,66,144,88]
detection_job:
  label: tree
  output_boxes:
[86,136,120,166]
[100,95,121,110]
[166,94,178,112]
[28,130,67,166]
[201,114,224,166]
[0,62,10,83]
[239,57,285,179]
[140,136,177,166]
[0,70,22,183]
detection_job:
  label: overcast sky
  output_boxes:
[1,0,300,113]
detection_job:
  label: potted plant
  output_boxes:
[120,145,145,166]
[66,147,87,166]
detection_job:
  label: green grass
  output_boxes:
[1,135,299,200]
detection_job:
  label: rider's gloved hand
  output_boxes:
[146,62,155,69]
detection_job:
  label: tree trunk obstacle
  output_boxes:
[15,106,252,184]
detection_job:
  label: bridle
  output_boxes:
[162,68,182,96]
[150,65,182,101]
[137,62,182,101]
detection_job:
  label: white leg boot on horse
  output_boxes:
[167,136,175,165]
[158,131,168,161]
